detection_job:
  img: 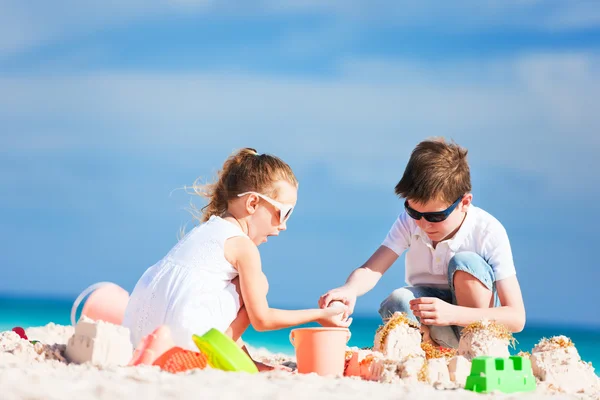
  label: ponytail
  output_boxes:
[188,148,297,223]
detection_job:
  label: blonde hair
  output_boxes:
[188,148,298,223]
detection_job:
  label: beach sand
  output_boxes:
[1,323,598,400]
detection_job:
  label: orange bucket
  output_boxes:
[71,282,130,326]
[290,327,351,376]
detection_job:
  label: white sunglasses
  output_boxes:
[237,191,294,224]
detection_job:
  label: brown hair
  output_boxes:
[190,148,298,222]
[394,138,471,204]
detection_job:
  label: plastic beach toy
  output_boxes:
[152,347,209,373]
[192,328,258,374]
[12,327,28,340]
[465,356,536,394]
[70,282,130,326]
[290,327,351,376]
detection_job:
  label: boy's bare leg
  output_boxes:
[453,271,494,308]
[420,324,439,346]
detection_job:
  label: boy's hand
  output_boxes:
[409,297,456,326]
[318,286,357,314]
[317,306,353,328]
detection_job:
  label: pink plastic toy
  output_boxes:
[71,282,130,326]
[12,327,28,340]
[290,327,351,376]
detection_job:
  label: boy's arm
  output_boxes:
[412,220,526,332]
[318,245,399,311]
[320,212,411,312]
[449,275,526,332]
[451,220,525,331]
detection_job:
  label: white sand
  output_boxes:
[0,324,598,400]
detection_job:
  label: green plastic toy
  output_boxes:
[465,356,536,394]
[192,328,258,374]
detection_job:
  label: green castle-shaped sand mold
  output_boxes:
[465,356,536,394]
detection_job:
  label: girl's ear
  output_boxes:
[245,193,260,215]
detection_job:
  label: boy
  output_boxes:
[319,138,525,348]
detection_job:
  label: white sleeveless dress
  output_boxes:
[122,216,247,351]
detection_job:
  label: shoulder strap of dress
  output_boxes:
[208,216,248,245]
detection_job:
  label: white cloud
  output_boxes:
[1,51,599,195]
[0,0,598,57]
[0,0,191,57]
[540,0,600,31]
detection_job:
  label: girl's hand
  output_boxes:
[317,306,353,328]
[409,297,456,326]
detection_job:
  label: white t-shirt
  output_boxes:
[382,205,516,289]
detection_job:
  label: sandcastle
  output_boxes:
[529,335,599,393]
[373,312,426,382]
[346,313,455,385]
[1,318,600,399]
[457,319,513,360]
[344,348,384,379]
[0,330,67,364]
[344,313,494,387]
[373,312,424,360]
[448,320,514,389]
[420,342,456,386]
[65,316,133,366]
[343,315,599,396]
[447,355,471,386]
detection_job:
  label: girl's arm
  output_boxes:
[225,236,347,332]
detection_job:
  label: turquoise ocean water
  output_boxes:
[2,295,599,375]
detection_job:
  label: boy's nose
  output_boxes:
[418,219,432,230]
[279,220,287,231]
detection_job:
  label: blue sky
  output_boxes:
[1,1,599,328]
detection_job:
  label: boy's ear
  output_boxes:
[461,193,473,210]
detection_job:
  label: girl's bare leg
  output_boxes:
[224,276,251,341]
[223,277,280,372]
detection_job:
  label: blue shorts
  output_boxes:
[378,251,500,348]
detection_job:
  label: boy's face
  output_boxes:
[406,194,473,243]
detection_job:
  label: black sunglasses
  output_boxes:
[404,196,463,223]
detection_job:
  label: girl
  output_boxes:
[122,148,349,369]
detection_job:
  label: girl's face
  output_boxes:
[245,180,297,245]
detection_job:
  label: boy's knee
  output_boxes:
[448,252,486,273]
[448,251,494,291]
[378,287,414,319]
